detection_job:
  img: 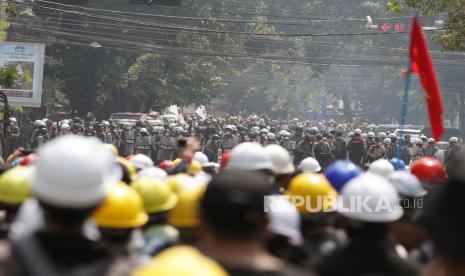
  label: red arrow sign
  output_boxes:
[380,22,392,32]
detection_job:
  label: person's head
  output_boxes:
[404,134,411,142]
[168,185,205,245]
[131,176,177,224]
[449,137,459,147]
[200,171,272,243]
[226,143,274,178]
[92,184,148,245]
[264,144,295,184]
[303,134,313,143]
[0,166,32,221]
[31,136,119,227]
[338,173,403,239]
[427,138,436,146]
[419,154,465,272]
[140,128,149,137]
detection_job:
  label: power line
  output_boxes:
[82,0,433,22]
[15,1,459,38]
[13,23,465,67]
[34,0,421,26]
[13,21,419,61]
[12,13,465,59]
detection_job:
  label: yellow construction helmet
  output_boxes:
[168,186,205,228]
[131,176,177,214]
[0,166,32,205]
[116,157,137,179]
[133,246,227,276]
[166,173,195,193]
[172,158,182,167]
[285,173,338,213]
[187,160,203,176]
[92,183,148,229]
[103,143,119,157]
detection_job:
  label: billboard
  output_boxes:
[0,42,45,107]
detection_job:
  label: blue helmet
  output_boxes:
[389,158,406,171]
[325,160,362,192]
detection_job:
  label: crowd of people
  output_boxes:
[0,113,463,275]
[10,114,462,168]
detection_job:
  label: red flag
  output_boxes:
[409,17,444,141]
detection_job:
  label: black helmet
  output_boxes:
[136,120,144,127]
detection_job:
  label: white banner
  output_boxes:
[0,42,45,107]
[168,104,179,116]
[195,105,207,120]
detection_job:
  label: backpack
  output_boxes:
[334,139,346,156]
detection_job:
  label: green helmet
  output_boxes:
[0,167,32,205]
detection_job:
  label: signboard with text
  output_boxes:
[0,42,45,107]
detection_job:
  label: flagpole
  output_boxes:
[396,62,412,160]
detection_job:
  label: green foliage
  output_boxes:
[0,67,18,88]
[388,0,465,51]
[121,54,224,111]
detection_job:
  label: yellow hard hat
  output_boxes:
[172,158,182,167]
[187,160,203,176]
[133,246,227,276]
[103,143,119,157]
[92,183,148,228]
[168,186,205,228]
[285,173,338,213]
[166,173,195,193]
[131,176,178,214]
[0,166,32,205]
[117,157,137,179]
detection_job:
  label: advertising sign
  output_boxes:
[0,42,45,107]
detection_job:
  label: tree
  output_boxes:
[387,0,465,51]
[121,54,224,111]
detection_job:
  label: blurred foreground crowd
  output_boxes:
[0,114,463,276]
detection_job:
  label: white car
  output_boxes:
[394,129,421,139]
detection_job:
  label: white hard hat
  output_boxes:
[31,136,119,208]
[130,154,154,170]
[338,172,404,222]
[367,132,375,138]
[193,151,209,167]
[267,197,303,246]
[387,171,427,198]
[60,123,70,130]
[299,157,321,173]
[265,144,295,175]
[449,137,459,143]
[354,129,362,135]
[383,138,391,144]
[9,117,16,123]
[62,119,70,124]
[427,138,435,144]
[226,142,273,171]
[140,127,149,134]
[136,167,168,182]
[369,159,395,177]
[193,171,212,186]
[267,133,276,140]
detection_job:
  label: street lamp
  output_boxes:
[89,42,102,48]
